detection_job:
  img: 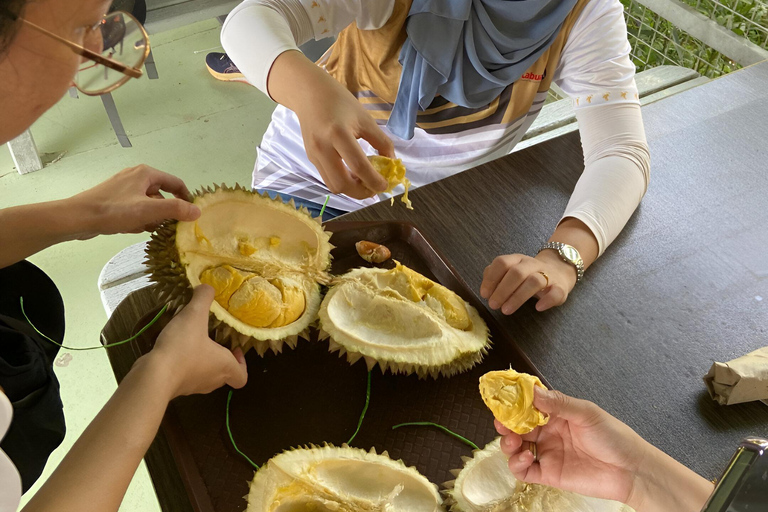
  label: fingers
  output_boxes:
[141,166,194,201]
[494,419,511,435]
[335,133,387,193]
[499,433,523,457]
[174,284,215,329]
[140,197,201,224]
[535,286,567,312]
[481,255,520,301]
[508,446,543,483]
[225,347,248,389]
[311,143,373,200]
[360,121,395,159]
[533,387,603,426]
[499,272,548,315]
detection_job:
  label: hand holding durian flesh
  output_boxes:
[200,265,305,328]
[368,155,413,210]
[479,369,549,435]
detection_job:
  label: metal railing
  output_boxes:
[622,0,768,78]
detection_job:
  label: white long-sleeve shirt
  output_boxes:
[222,0,650,255]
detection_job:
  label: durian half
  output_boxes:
[443,438,634,512]
[145,184,332,355]
[246,444,443,511]
[318,261,490,379]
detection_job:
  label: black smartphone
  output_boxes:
[701,437,768,512]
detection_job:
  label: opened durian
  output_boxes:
[145,184,332,355]
[479,370,549,435]
[370,155,413,209]
[318,261,490,378]
[443,438,634,512]
[246,444,443,511]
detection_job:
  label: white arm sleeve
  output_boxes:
[221,0,395,96]
[564,102,650,256]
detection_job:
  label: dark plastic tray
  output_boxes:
[132,221,547,512]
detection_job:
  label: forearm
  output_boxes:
[629,447,714,512]
[565,103,650,257]
[268,49,348,112]
[0,198,96,268]
[22,355,173,512]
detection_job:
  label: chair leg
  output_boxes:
[101,93,132,148]
[68,86,79,99]
[8,129,43,174]
[144,49,159,79]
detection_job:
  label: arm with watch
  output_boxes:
[479,101,651,315]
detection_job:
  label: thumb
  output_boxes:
[533,388,603,426]
[225,347,248,389]
[361,122,395,159]
[143,197,201,223]
[175,284,215,327]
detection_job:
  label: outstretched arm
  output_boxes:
[22,286,247,512]
[0,165,200,269]
[496,388,713,512]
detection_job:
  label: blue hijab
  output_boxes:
[387,0,578,140]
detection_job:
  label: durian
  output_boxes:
[246,444,443,511]
[318,261,490,379]
[370,155,413,209]
[479,370,549,435]
[145,184,332,355]
[443,438,634,512]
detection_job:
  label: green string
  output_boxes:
[319,195,330,218]
[20,297,168,351]
[391,421,480,451]
[347,371,372,445]
[226,389,260,470]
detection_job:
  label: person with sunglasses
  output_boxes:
[0,1,248,510]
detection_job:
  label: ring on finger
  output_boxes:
[537,271,550,288]
[527,441,538,462]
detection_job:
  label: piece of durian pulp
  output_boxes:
[355,261,473,331]
[369,155,413,210]
[200,264,306,328]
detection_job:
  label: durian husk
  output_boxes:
[145,183,333,355]
[246,444,443,512]
[443,438,635,512]
[318,265,491,379]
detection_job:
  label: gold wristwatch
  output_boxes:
[538,242,584,282]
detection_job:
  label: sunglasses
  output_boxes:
[20,10,150,95]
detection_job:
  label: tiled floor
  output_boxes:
[1,19,274,511]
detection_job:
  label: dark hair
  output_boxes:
[0,0,27,57]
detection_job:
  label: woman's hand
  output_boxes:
[495,388,713,512]
[69,164,201,238]
[146,285,248,399]
[268,51,393,200]
[480,250,577,315]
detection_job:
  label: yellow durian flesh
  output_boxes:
[199,265,248,309]
[479,369,549,435]
[247,445,442,512]
[369,155,413,209]
[227,276,283,328]
[200,265,307,329]
[445,438,634,512]
[424,284,472,331]
[268,279,305,328]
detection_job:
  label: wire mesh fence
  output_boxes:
[622,0,768,78]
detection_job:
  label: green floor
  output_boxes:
[1,19,275,511]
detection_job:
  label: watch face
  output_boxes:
[561,246,579,262]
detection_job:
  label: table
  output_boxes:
[103,61,768,510]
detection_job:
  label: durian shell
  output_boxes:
[246,444,443,511]
[442,438,634,512]
[318,267,491,379]
[145,183,332,354]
